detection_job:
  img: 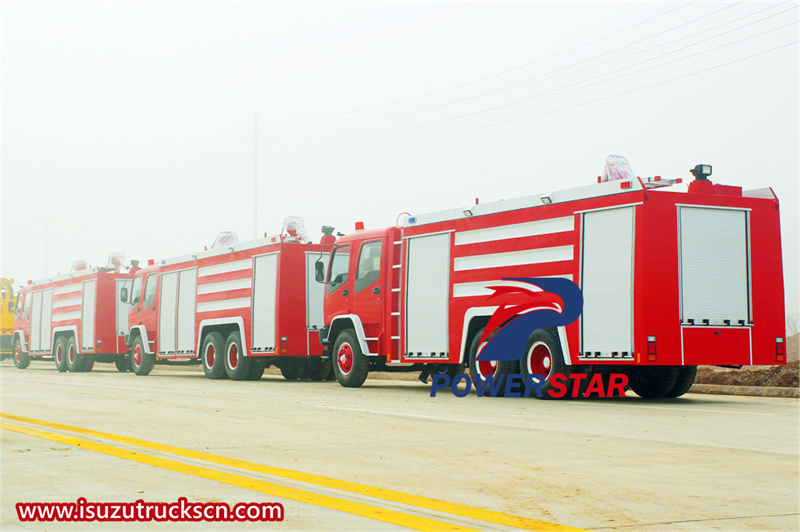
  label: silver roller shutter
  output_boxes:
[405,233,450,357]
[581,207,634,355]
[680,207,749,326]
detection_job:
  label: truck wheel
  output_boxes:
[79,357,95,372]
[66,337,84,372]
[432,363,460,379]
[114,355,130,372]
[131,336,155,376]
[54,337,69,372]
[628,366,680,399]
[467,328,497,384]
[246,359,266,381]
[280,362,301,381]
[224,331,252,380]
[519,328,568,399]
[665,366,698,398]
[332,329,369,388]
[13,339,29,369]
[308,358,334,381]
[201,332,226,379]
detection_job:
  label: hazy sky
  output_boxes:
[2,1,798,325]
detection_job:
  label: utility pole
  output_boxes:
[253,116,259,240]
[44,191,49,275]
[244,116,268,240]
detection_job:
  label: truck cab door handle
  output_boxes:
[342,289,349,297]
[136,308,141,312]
[373,287,380,295]
[151,306,156,311]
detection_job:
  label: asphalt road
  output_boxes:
[1,360,798,531]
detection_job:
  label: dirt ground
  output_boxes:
[695,333,799,388]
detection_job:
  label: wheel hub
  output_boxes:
[528,342,553,380]
[337,343,353,375]
[228,344,238,369]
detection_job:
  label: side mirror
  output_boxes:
[120,287,129,303]
[314,260,325,283]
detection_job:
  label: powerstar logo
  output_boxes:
[429,277,628,398]
[476,277,583,363]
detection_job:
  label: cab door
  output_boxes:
[131,273,159,353]
[15,290,31,351]
[352,240,384,355]
[324,244,352,323]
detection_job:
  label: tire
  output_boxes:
[332,329,369,388]
[280,362,301,381]
[13,338,29,369]
[519,328,569,399]
[201,331,226,379]
[224,331,252,380]
[491,360,522,397]
[65,336,85,373]
[432,363,461,379]
[628,366,681,399]
[467,328,498,384]
[308,358,334,381]
[54,336,69,372]
[665,366,698,398]
[79,357,95,372]
[246,358,266,381]
[114,355,130,372]
[130,336,155,376]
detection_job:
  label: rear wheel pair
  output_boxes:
[53,336,93,373]
[468,327,566,398]
[627,366,697,399]
[202,331,263,381]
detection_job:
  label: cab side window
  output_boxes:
[355,241,382,293]
[327,245,350,295]
[131,277,142,304]
[143,276,157,307]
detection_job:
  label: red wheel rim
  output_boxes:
[526,341,552,382]
[337,343,353,375]
[68,345,76,365]
[56,345,63,365]
[204,344,215,368]
[14,344,21,363]
[228,343,238,370]
[132,345,142,366]
[475,341,497,381]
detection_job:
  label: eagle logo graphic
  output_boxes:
[476,278,583,362]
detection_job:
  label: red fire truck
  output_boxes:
[317,165,786,398]
[121,222,334,380]
[12,254,135,372]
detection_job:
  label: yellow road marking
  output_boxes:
[1,421,477,532]
[2,413,585,531]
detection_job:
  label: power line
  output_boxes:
[267,2,796,144]
[269,40,798,156]
[271,20,797,153]
[267,1,701,125]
